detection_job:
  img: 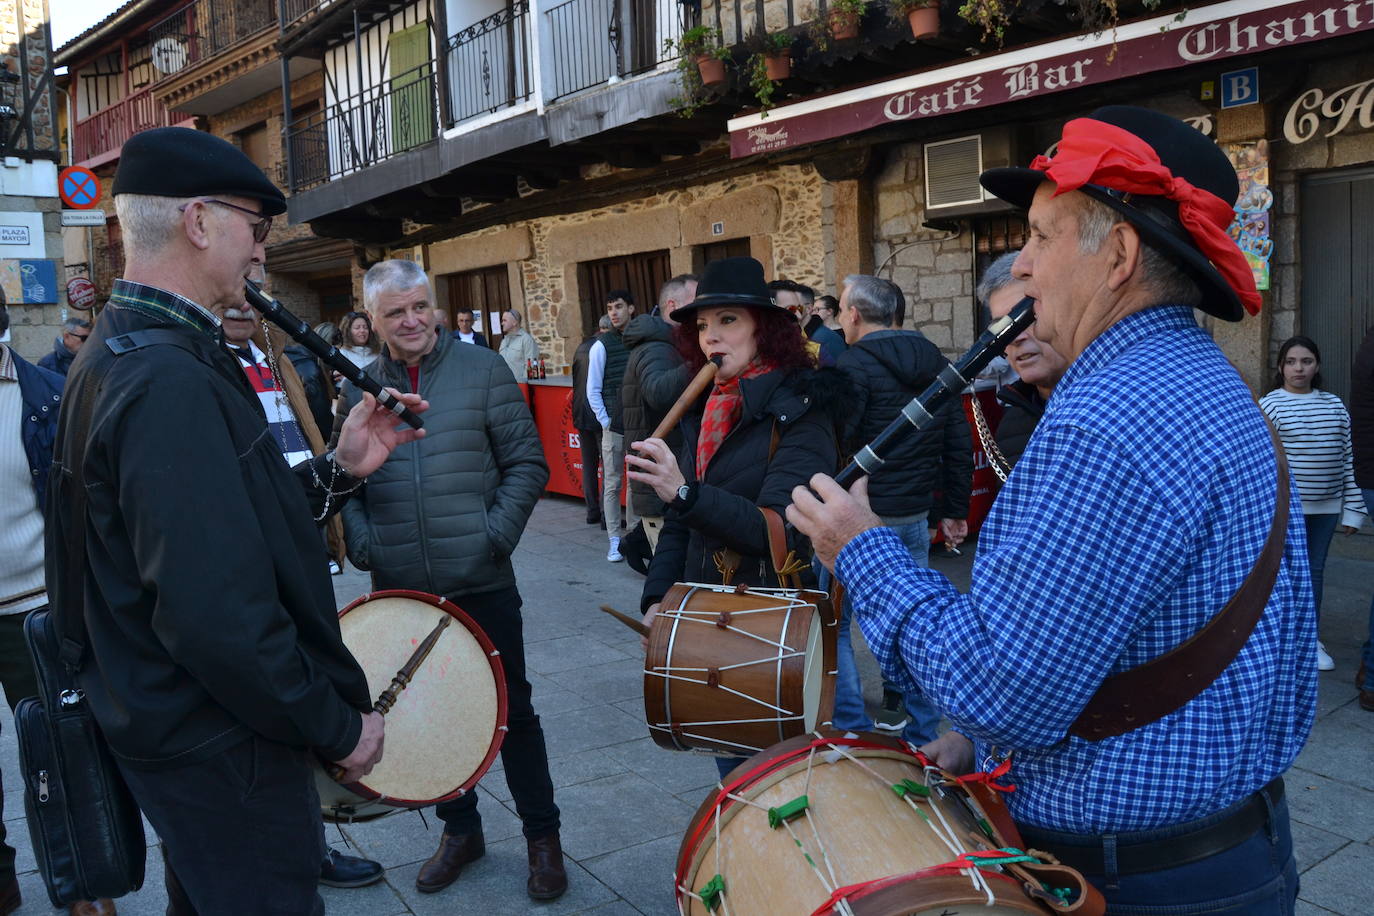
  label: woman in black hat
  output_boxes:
[627,257,846,775]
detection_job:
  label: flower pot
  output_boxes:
[764,52,791,81]
[907,4,939,39]
[829,9,861,40]
[696,54,727,87]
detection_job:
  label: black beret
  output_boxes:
[112,127,287,216]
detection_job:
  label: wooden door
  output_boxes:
[447,265,511,346]
[581,249,671,335]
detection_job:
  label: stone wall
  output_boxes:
[870,141,977,356]
[423,163,825,368]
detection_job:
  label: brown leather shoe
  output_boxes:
[69,899,117,916]
[416,832,485,894]
[0,877,19,916]
[1361,688,1374,712]
[526,833,569,901]
[1358,662,1368,690]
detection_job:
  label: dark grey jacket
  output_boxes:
[341,331,548,598]
[621,314,689,517]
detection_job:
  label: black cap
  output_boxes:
[112,127,287,216]
[669,257,782,321]
[980,106,1247,321]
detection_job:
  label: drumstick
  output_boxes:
[600,604,650,637]
[646,355,723,442]
[325,614,452,781]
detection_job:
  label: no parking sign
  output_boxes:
[59,167,101,210]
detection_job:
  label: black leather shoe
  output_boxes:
[527,833,568,901]
[416,832,485,894]
[0,878,19,916]
[586,512,601,525]
[320,848,384,888]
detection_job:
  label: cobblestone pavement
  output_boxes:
[2,494,1370,913]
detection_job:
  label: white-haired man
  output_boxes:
[790,107,1315,911]
[340,260,566,902]
[47,128,426,914]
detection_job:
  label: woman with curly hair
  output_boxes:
[627,258,846,775]
[338,310,381,370]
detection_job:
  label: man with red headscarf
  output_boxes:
[789,107,1315,913]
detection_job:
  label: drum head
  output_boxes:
[337,591,506,809]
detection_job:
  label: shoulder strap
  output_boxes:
[55,330,206,673]
[1069,423,1291,740]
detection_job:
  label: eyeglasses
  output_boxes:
[65,331,89,342]
[179,198,273,243]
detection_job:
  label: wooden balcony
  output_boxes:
[72,87,194,168]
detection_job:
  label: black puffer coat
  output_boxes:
[570,335,600,431]
[994,379,1047,468]
[837,329,972,520]
[641,367,846,611]
[621,314,690,517]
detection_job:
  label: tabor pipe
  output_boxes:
[833,297,1036,489]
[647,355,724,442]
[243,278,424,431]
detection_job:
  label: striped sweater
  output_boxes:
[1260,387,1366,527]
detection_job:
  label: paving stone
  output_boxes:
[1294,704,1374,788]
[386,835,617,915]
[1297,840,1374,914]
[1286,770,1374,844]
[549,656,645,704]
[552,773,695,860]
[529,688,602,717]
[538,704,650,757]
[319,875,413,916]
[600,737,720,797]
[580,833,681,916]
[524,636,631,676]
[572,901,648,915]
[1290,819,1352,873]
[337,787,523,869]
[1296,900,1341,915]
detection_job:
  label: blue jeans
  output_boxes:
[1303,512,1339,618]
[1021,790,1297,915]
[818,518,941,745]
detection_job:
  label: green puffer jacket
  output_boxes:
[341,331,549,597]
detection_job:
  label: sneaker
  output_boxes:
[607,537,623,563]
[328,560,342,576]
[1316,641,1335,671]
[873,689,909,733]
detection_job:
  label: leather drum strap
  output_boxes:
[1069,425,1291,741]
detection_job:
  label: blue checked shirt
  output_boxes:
[838,306,1317,834]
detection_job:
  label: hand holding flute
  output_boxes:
[625,356,723,503]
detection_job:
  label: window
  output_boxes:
[697,238,751,268]
[238,122,271,173]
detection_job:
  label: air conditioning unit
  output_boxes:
[923,128,1026,220]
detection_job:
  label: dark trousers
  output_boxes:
[0,611,41,885]
[437,585,559,839]
[578,425,602,518]
[118,735,326,916]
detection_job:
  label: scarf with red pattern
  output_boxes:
[695,359,774,479]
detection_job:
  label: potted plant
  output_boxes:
[828,0,868,40]
[747,50,782,115]
[761,31,794,80]
[892,0,940,38]
[666,26,731,116]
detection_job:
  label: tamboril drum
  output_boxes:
[644,582,837,755]
[677,733,1100,915]
[315,590,507,823]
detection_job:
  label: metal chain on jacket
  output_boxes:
[969,393,1011,484]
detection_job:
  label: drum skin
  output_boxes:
[676,733,1049,916]
[316,590,507,823]
[643,583,837,755]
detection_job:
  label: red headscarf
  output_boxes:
[1029,118,1261,316]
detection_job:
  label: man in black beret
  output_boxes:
[46,127,426,914]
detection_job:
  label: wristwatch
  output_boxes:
[672,482,695,508]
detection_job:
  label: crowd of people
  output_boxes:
[1,106,1372,916]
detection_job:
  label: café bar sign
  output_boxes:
[729,0,1374,157]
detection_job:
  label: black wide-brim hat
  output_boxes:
[113,127,288,216]
[670,256,782,321]
[980,105,1246,322]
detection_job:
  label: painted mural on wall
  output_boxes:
[1222,140,1272,293]
[0,259,59,304]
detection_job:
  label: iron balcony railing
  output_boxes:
[147,0,277,77]
[72,87,183,166]
[280,0,326,30]
[545,0,684,101]
[445,2,532,125]
[286,60,439,192]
